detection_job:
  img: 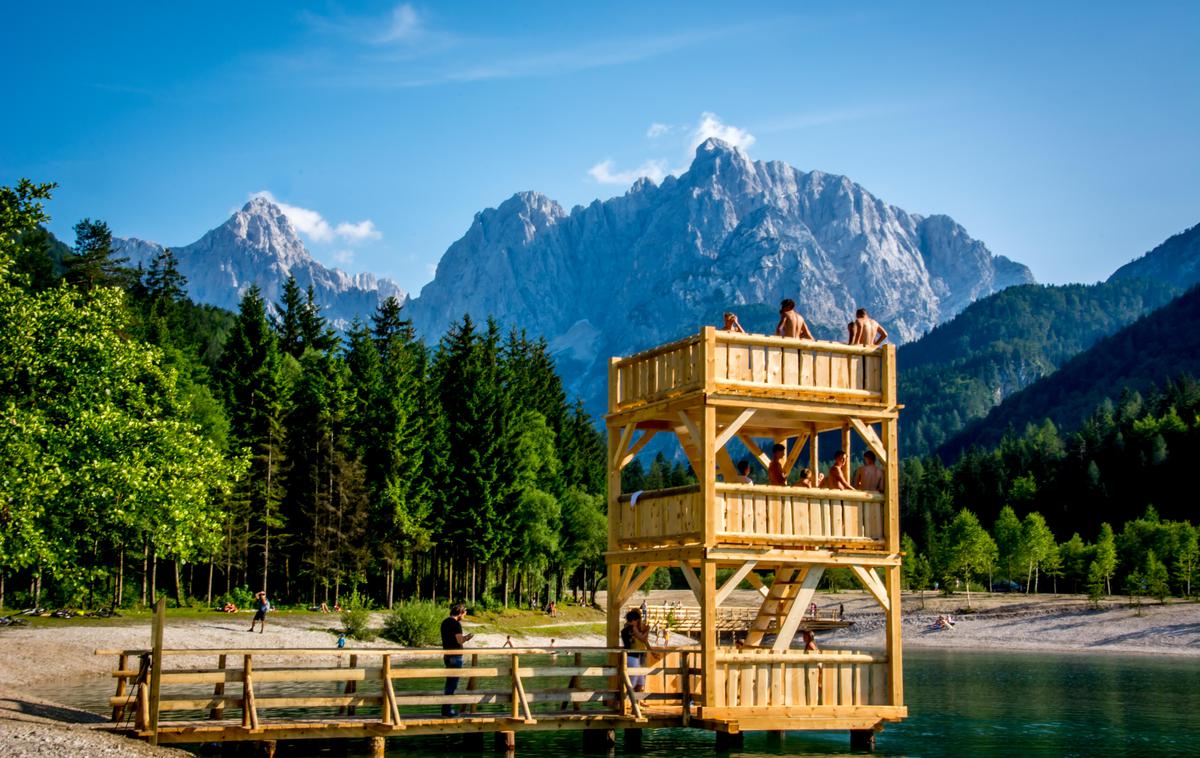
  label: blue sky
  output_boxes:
[3,1,1197,296]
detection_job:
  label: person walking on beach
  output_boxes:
[847,308,888,346]
[440,603,474,717]
[776,299,814,340]
[247,591,270,633]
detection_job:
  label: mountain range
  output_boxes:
[114,197,405,328]
[405,138,1033,413]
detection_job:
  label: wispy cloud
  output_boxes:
[756,105,901,134]
[250,191,382,245]
[588,158,669,185]
[376,3,423,44]
[332,249,356,265]
[588,112,756,185]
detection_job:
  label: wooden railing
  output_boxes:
[609,329,894,413]
[615,485,703,547]
[628,605,846,635]
[715,484,885,547]
[102,646,655,739]
[713,649,889,711]
[614,483,884,549]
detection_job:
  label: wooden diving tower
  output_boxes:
[605,327,906,748]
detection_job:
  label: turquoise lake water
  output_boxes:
[40,648,1200,756]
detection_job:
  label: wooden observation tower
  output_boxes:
[605,327,906,745]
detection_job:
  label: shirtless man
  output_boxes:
[722,312,746,333]
[768,443,787,485]
[822,450,855,490]
[853,450,885,493]
[847,308,888,346]
[776,299,814,340]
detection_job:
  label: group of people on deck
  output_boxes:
[721,299,889,347]
[723,299,887,493]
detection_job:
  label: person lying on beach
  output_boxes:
[722,312,746,333]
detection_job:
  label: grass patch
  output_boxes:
[467,605,606,638]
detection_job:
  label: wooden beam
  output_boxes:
[885,563,903,707]
[736,433,770,470]
[716,448,740,483]
[700,560,717,708]
[678,561,703,606]
[677,411,701,451]
[782,433,808,477]
[772,568,824,651]
[743,571,770,599]
[714,408,756,451]
[148,597,165,745]
[714,560,758,607]
[618,565,657,607]
[809,424,819,482]
[849,418,886,464]
[609,423,636,471]
[849,565,890,612]
[619,430,659,470]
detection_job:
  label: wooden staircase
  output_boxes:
[744,567,825,649]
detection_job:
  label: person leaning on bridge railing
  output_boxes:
[621,609,650,692]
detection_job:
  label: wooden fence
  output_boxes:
[715,483,885,547]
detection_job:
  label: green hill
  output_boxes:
[898,278,1179,456]
[939,284,1200,459]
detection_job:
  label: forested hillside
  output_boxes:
[0,182,607,613]
[940,284,1200,457]
[898,279,1179,456]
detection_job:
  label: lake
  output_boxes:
[36,648,1200,756]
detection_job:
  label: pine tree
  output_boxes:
[63,218,128,290]
[300,284,338,354]
[275,275,305,358]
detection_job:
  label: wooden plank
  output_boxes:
[849,418,887,464]
[772,568,824,651]
[839,666,854,706]
[678,561,702,605]
[619,430,659,470]
[766,346,783,386]
[210,655,226,721]
[714,408,756,452]
[714,560,757,607]
[849,565,890,612]
[782,433,808,477]
[815,353,831,388]
[148,598,164,745]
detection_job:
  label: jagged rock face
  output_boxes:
[1108,223,1200,289]
[406,139,1033,412]
[115,197,405,327]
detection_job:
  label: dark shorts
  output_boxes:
[253,609,267,621]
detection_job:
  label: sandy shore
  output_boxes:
[1,593,1195,754]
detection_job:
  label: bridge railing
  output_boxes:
[101,646,658,739]
[609,329,894,414]
[712,649,891,713]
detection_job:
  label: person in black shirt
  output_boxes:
[440,603,473,717]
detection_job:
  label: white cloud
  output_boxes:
[646,122,672,138]
[335,220,382,242]
[588,158,669,185]
[689,112,756,151]
[376,3,423,44]
[332,249,355,265]
[250,191,381,245]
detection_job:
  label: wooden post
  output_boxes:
[510,654,520,720]
[210,654,227,720]
[679,650,691,726]
[345,653,359,716]
[495,730,516,751]
[882,418,900,553]
[242,654,259,730]
[700,560,717,710]
[148,596,164,744]
[809,423,820,481]
[583,728,616,752]
[841,423,852,472]
[381,654,402,727]
[566,651,583,712]
[112,652,128,722]
[135,655,150,732]
[369,735,387,757]
[885,562,904,708]
[467,652,480,714]
[715,731,744,751]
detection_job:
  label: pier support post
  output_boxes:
[368,736,386,757]
[624,728,643,751]
[766,730,784,746]
[583,727,615,752]
[850,729,876,752]
[714,731,743,751]
[259,740,277,757]
[494,731,516,751]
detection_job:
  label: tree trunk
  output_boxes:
[150,550,157,605]
[502,562,510,607]
[174,560,185,607]
[1034,565,1040,594]
[1026,561,1034,594]
[141,541,149,606]
[207,560,214,607]
[117,549,125,608]
[963,572,972,609]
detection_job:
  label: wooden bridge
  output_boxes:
[98,601,891,755]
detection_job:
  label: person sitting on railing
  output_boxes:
[853,451,885,493]
[736,459,753,484]
[621,609,650,692]
[822,450,856,490]
[775,299,814,340]
[721,312,746,333]
[847,308,888,346]
[769,443,787,485]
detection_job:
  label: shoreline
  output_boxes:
[1,592,1195,754]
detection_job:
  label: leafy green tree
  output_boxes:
[1058,533,1091,594]
[1173,522,1198,597]
[942,509,998,609]
[1094,523,1118,596]
[993,505,1023,585]
[1020,512,1057,593]
[1143,550,1170,603]
[1086,560,1105,607]
[558,488,606,602]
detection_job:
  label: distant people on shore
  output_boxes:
[722,312,746,333]
[768,443,787,485]
[736,459,753,484]
[854,450,885,493]
[776,299,814,340]
[247,591,270,633]
[822,450,855,490]
[848,308,888,346]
